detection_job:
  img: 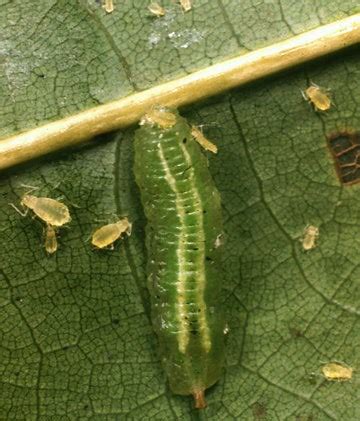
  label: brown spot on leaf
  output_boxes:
[252,402,267,419]
[289,327,304,338]
[327,130,360,185]
[296,415,314,421]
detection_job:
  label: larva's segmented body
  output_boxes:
[134,109,225,408]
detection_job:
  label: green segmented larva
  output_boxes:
[134,108,225,408]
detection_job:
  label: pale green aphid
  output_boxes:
[180,0,192,12]
[302,225,319,250]
[148,2,165,17]
[12,194,71,254]
[20,195,71,227]
[134,108,224,409]
[191,126,218,154]
[102,0,114,13]
[302,82,332,111]
[322,362,353,381]
[91,218,132,249]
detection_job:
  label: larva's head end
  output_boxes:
[193,390,206,409]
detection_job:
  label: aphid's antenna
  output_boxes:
[19,183,38,190]
[70,201,81,208]
[55,194,80,209]
[85,232,93,242]
[55,194,65,202]
[309,80,320,89]
[9,203,28,217]
[94,215,114,224]
[19,184,39,194]
[197,122,220,129]
[53,182,61,190]
[111,213,130,221]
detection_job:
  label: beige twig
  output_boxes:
[1,14,360,170]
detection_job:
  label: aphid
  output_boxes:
[180,0,192,12]
[191,126,218,154]
[302,225,319,251]
[141,108,177,128]
[322,362,353,381]
[302,82,332,112]
[102,0,114,13]
[20,195,71,227]
[11,193,69,255]
[91,217,132,249]
[134,107,224,409]
[148,2,165,17]
[44,224,58,254]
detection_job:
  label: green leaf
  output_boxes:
[1,1,360,419]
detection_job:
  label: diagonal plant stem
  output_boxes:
[1,13,360,171]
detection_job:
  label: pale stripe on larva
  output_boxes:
[158,141,211,354]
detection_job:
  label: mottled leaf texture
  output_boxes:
[1,1,360,420]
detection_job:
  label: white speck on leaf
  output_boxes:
[168,29,204,49]
[148,32,162,47]
[147,7,203,50]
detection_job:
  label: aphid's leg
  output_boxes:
[85,233,93,242]
[300,89,309,102]
[9,203,28,217]
[126,223,132,236]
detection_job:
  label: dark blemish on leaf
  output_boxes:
[183,138,187,143]
[289,327,304,338]
[296,415,314,421]
[327,130,360,185]
[252,402,267,420]
[308,372,317,385]
[112,319,120,325]
[205,256,212,261]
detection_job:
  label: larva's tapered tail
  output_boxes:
[193,390,207,409]
[134,108,225,406]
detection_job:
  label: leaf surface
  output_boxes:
[1,1,360,419]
